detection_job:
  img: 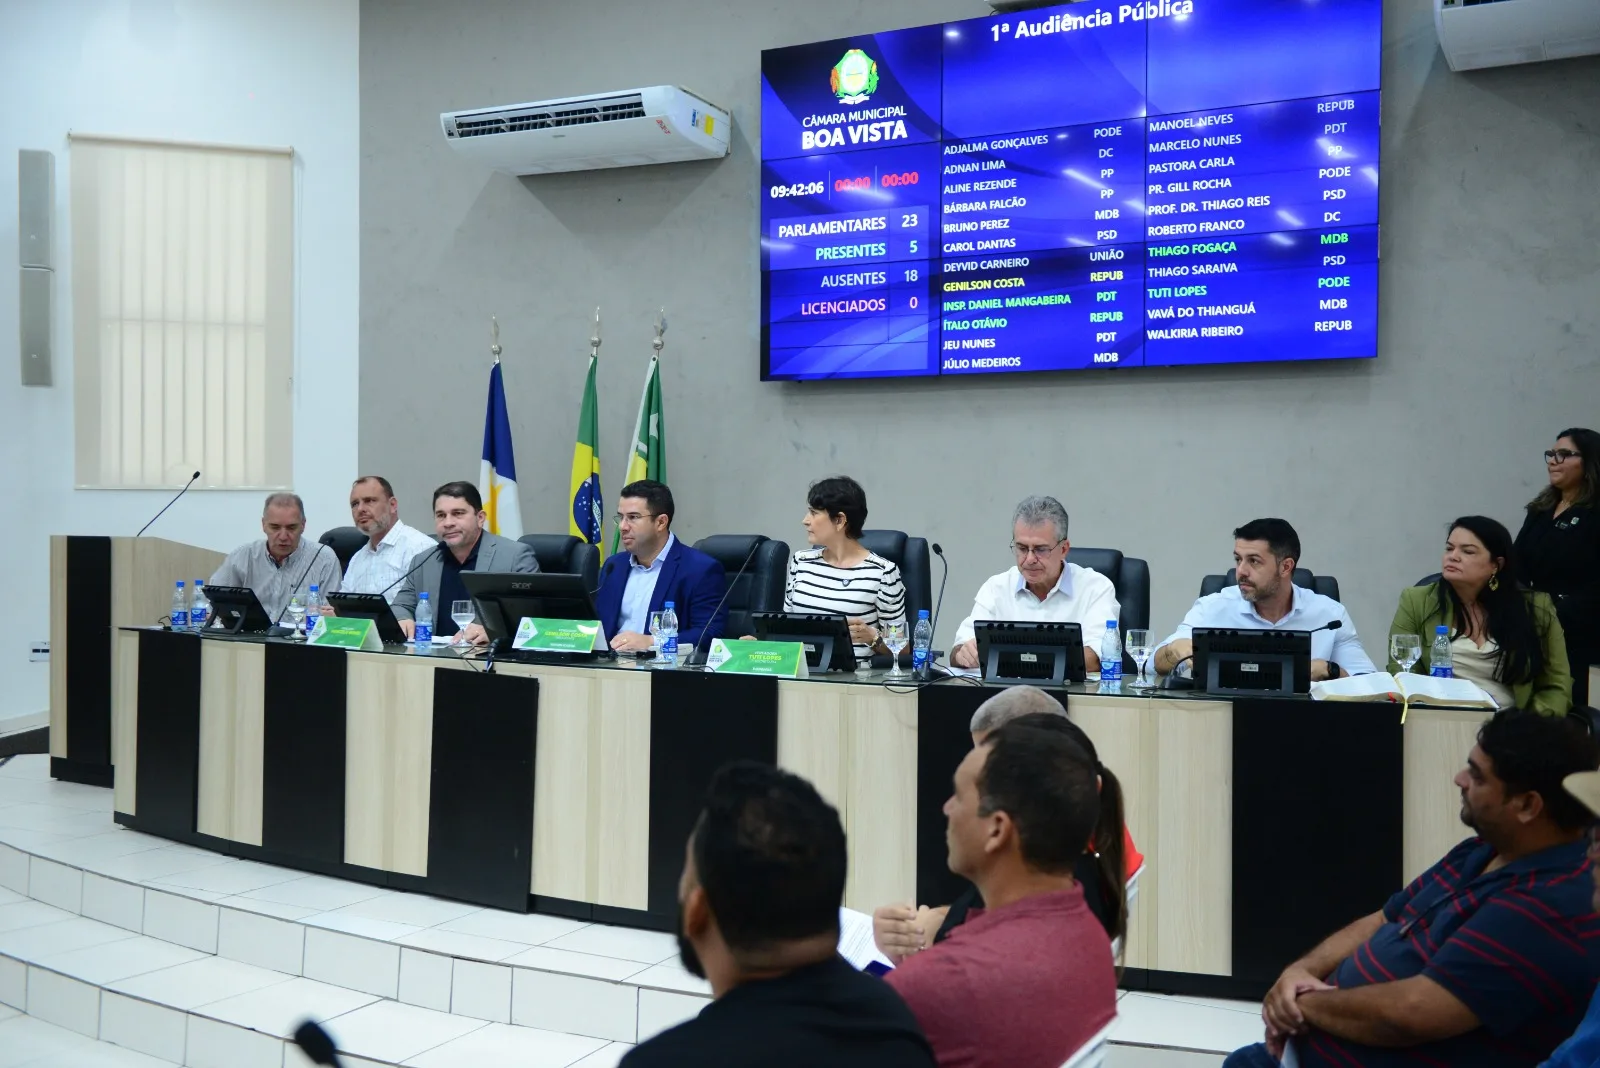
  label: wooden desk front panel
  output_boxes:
[344,655,436,877]
[196,642,266,846]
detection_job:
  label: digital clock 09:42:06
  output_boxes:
[768,181,825,199]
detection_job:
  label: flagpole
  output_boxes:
[490,315,501,364]
[591,307,602,361]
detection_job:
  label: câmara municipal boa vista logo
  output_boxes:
[830,49,879,105]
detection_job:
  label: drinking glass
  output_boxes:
[1125,629,1153,683]
[648,611,666,658]
[882,620,909,679]
[1390,633,1422,675]
[450,600,475,645]
[285,598,307,641]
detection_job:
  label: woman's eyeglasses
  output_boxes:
[1545,449,1580,463]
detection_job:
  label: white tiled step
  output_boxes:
[0,1001,184,1066]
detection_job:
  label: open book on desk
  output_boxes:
[1311,671,1497,709]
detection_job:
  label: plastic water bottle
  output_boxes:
[658,601,679,667]
[912,609,933,678]
[170,581,188,630]
[414,592,433,644]
[1430,624,1453,678]
[190,581,209,632]
[1100,620,1123,683]
[304,584,321,638]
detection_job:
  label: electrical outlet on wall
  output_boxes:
[29,641,48,663]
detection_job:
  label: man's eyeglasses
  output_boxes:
[614,512,657,526]
[1545,449,1581,463]
[1011,540,1064,560]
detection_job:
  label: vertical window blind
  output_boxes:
[70,134,293,489]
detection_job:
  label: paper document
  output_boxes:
[838,907,894,971]
[1311,671,1496,708]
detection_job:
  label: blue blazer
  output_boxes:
[594,537,728,652]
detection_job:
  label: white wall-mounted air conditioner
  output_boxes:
[441,85,730,176]
[1435,0,1600,71]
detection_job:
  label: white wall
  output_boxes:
[0,0,360,724]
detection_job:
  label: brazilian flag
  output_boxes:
[569,355,603,546]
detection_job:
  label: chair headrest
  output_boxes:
[1066,547,1125,579]
[694,534,771,568]
[859,529,909,560]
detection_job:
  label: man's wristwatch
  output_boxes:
[1325,662,1342,680]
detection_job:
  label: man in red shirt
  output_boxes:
[886,721,1118,1068]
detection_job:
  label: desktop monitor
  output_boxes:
[204,585,275,635]
[325,592,408,645]
[460,571,605,647]
[752,611,859,672]
[973,621,1085,687]
[1192,627,1312,696]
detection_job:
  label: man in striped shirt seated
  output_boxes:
[1228,709,1600,1068]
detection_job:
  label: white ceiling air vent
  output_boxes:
[441,86,731,176]
[1435,0,1600,71]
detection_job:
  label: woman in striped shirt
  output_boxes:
[785,475,908,662]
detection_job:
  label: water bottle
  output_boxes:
[912,609,933,678]
[190,581,209,632]
[304,584,321,638]
[658,601,679,667]
[1100,620,1123,683]
[414,592,433,644]
[170,581,188,630]
[1430,624,1453,678]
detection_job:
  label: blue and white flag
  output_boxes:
[479,362,523,538]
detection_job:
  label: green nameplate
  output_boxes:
[704,638,810,678]
[308,616,382,651]
[513,617,604,654]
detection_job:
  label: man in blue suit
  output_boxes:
[595,480,727,655]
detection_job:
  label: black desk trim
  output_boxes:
[64,535,113,774]
[261,643,348,865]
[131,629,202,838]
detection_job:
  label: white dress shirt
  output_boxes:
[341,521,440,602]
[1156,583,1377,674]
[618,533,676,635]
[953,563,1121,646]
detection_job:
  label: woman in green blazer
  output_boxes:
[1389,515,1571,716]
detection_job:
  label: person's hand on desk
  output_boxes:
[457,623,489,646]
[610,631,655,653]
[1155,638,1193,675]
[848,619,880,649]
[951,639,979,669]
[1310,659,1342,682]
[398,619,415,640]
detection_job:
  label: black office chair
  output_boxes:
[1066,547,1151,633]
[1415,573,1442,587]
[1199,568,1341,603]
[318,527,366,572]
[859,530,933,624]
[692,535,790,638]
[517,534,600,591]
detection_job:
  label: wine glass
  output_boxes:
[648,611,666,660]
[285,597,306,641]
[450,600,475,645]
[1125,629,1153,684]
[882,619,909,679]
[1390,633,1422,675]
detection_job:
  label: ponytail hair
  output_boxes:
[997,711,1128,948]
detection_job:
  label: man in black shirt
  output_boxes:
[622,762,935,1068]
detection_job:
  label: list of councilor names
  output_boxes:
[763,89,1379,374]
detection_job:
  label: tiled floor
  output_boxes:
[0,753,1262,1066]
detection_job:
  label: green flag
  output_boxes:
[612,355,665,554]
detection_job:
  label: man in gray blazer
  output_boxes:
[394,480,538,644]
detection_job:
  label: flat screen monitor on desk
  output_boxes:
[974,621,1085,687]
[752,611,858,672]
[1192,627,1311,697]
[460,571,605,648]
[325,592,407,645]
[204,585,275,635]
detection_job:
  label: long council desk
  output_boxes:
[107,627,1487,999]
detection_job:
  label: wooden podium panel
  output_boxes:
[50,535,222,786]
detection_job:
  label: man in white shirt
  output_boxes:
[339,475,439,602]
[1153,518,1376,681]
[950,495,1120,673]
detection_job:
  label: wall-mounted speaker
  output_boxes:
[19,149,55,270]
[20,267,52,387]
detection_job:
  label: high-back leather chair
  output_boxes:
[1199,568,1341,603]
[318,527,366,572]
[1065,547,1151,633]
[692,535,790,638]
[518,534,600,591]
[858,530,933,625]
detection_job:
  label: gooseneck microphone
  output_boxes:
[134,471,201,537]
[684,540,763,667]
[379,541,445,598]
[922,542,950,678]
[268,541,332,637]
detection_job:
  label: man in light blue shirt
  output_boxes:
[1154,518,1376,681]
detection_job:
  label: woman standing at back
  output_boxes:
[1516,428,1600,706]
